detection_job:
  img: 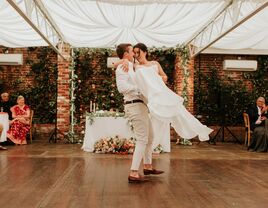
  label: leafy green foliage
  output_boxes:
[11,47,57,123]
[149,49,176,87]
[195,56,268,125]
[243,56,268,100]
[149,45,189,89]
[73,48,124,122]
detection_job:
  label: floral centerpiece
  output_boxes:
[153,144,164,153]
[94,135,135,154]
[176,138,192,146]
[94,135,164,154]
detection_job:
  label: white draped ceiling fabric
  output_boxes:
[0,0,268,53]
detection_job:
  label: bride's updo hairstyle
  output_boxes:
[133,43,149,59]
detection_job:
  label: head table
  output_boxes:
[0,112,9,142]
[82,114,170,153]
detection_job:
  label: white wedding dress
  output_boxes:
[134,64,213,142]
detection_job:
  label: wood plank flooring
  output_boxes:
[0,141,267,208]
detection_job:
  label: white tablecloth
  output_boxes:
[0,113,9,142]
[82,116,170,152]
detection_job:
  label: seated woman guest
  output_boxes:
[7,95,30,145]
[248,97,268,152]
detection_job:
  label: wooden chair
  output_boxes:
[243,112,252,146]
[0,123,3,137]
[29,110,34,143]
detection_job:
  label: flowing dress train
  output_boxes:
[134,65,213,142]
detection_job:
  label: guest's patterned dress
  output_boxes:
[7,105,30,144]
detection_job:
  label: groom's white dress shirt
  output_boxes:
[116,61,153,169]
[115,62,142,102]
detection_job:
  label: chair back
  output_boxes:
[29,110,34,143]
[243,112,251,146]
[0,123,3,137]
[243,112,250,130]
[30,110,34,127]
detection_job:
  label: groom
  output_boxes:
[115,43,164,183]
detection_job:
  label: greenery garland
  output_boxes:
[86,110,125,125]
[177,46,190,107]
[68,48,78,142]
[243,55,268,99]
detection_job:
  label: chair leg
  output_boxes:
[30,129,32,144]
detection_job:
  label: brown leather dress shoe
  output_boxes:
[143,169,164,175]
[128,175,149,183]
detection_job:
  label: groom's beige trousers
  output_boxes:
[124,102,153,171]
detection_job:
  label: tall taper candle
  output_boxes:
[93,103,96,112]
[90,100,92,112]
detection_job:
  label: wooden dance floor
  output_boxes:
[0,141,267,208]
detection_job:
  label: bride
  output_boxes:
[132,43,213,141]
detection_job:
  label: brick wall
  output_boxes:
[194,54,256,89]
[0,47,57,93]
[171,53,260,141]
[0,47,32,92]
[56,43,71,133]
[0,47,260,141]
[192,54,261,142]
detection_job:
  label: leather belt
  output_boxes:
[124,99,143,105]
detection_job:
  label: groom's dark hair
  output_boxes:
[116,43,132,59]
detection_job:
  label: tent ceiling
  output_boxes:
[188,0,268,56]
[209,6,268,50]
[0,0,268,54]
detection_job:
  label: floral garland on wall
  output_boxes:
[175,46,191,145]
[178,46,190,107]
[68,48,78,142]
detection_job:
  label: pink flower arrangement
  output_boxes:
[94,135,136,154]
